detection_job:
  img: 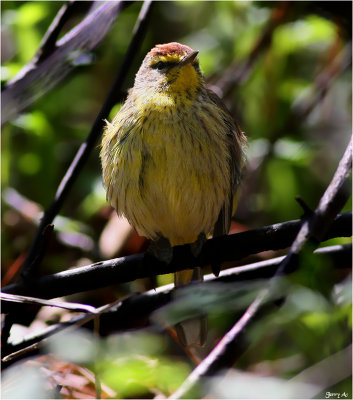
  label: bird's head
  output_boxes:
[134,42,204,94]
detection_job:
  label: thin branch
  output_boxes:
[282,135,352,264]
[235,41,351,225]
[0,293,98,314]
[34,1,88,64]
[2,1,130,125]
[2,213,350,305]
[2,243,350,365]
[19,0,154,279]
[210,2,290,98]
[2,296,128,364]
[295,195,314,218]
[170,136,352,399]
[292,43,352,120]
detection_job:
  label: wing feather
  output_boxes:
[207,89,246,237]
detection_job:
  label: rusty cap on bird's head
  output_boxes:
[149,42,194,56]
[135,42,202,89]
[147,42,199,65]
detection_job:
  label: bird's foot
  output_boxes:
[190,232,207,258]
[147,237,173,264]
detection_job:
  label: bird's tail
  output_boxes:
[174,268,207,347]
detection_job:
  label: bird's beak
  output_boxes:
[180,50,199,66]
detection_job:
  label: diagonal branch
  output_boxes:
[18,0,154,279]
[34,1,89,64]
[210,2,291,97]
[170,135,352,399]
[2,297,125,365]
[2,1,130,125]
[0,292,98,314]
[292,43,352,121]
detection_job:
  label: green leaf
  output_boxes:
[17,2,48,27]
[273,15,336,55]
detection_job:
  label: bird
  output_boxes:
[100,42,246,347]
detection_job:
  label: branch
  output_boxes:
[170,136,352,399]
[210,2,290,97]
[1,1,130,125]
[34,1,89,65]
[291,43,352,121]
[2,297,125,365]
[18,0,154,279]
[2,244,351,365]
[2,213,350,304]
[0,293,98,314]
[282,135,352,264]
[234,41,351,226]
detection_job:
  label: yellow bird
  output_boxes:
[100,42,246,347]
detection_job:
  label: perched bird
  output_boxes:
[100,42,246,347]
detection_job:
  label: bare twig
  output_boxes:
[210,2,290,98]
[282,135,352,265]
[236,41,351,224]
[2,213,350,305]
[27,223,54,274]
[34,1,88,64]
[19,0,154,279]
[295,196,314,218]
[292,43,352,120]
[0,292,98,314]
[2,243,351,364]
[2,1,130,125]
[2,297,125,364]
[2,0,151,345]
[170,136,352,399]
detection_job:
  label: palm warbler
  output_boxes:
[100,42,246,346]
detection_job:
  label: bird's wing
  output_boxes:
[207,88,246,237]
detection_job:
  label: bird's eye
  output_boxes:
[152,60,178,70]
[154,61,167,70]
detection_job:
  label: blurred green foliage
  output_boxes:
[1,1,351,399]
[97,333,193,398]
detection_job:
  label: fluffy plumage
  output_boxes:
[100,43,246,346]
[101,43,245,246]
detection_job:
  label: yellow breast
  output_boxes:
[101,89,232,246]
